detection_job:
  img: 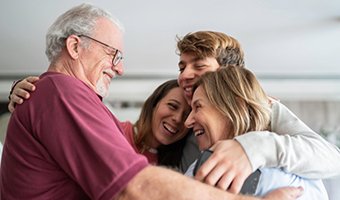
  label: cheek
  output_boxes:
[154,106,166,120]
[204,119,220,142]
[197,70,207,76]
[152,107,162,128]
[151,112,158,127]
[178,74,184,84]
[196,113,206,126]
[89,66,104,81]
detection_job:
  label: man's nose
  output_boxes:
[180,66,195,80]
[113,63,124,75]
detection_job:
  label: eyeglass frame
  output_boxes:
[78,34,123,66]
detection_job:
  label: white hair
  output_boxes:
[45,3,124,62]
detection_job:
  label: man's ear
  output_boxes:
[65,35,81,59]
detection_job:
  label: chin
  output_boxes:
[96,87,109,98]
[198,144,209,151]
[96,80,110,98]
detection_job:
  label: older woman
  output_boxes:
[184,66,328,199]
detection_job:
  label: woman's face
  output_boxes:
[185,86,231,150]
[151,87,190,147]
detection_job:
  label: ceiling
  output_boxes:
[1,0,340,101]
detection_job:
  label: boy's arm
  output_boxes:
[8,76,39,112]
[237,101,340,179]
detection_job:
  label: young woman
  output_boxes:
[120,79,190,168]
[184,66,328,199]
[8,78,190,169]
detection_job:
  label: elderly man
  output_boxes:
[1,3,303,200]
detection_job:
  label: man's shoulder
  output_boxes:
[39,72,83,87]
[37,72,94,96]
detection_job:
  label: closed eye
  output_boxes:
[192,100,201,112]
[168,103,179,110]
[178,64,185,73]
[194,64,207,69]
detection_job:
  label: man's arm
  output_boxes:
[116,165,303,200]
[237,101,340,179]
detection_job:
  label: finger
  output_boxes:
[195,153,220,182]
[10,93,25,104]
[8,101,15,113]
[25,76,40,84]
[202,163,232,187]
[17,80,36,92]
[13,88,31,100]
[216,171,235,191]
[227,173,247,194]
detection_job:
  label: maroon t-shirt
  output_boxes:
[1,72,148,199]
[119,121,158,165]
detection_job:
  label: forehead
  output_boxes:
[93,17,123,50]
[179,53,219,66]
[192,86,207,102]
[179,52,201,62]
[159,88,188,108]
[163,87,186,101]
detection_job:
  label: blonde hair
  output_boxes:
[176,31,245,67]
[193,66,271,138]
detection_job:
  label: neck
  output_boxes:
[48,59,98,94]
[143,144,158,154]
[134,126,158,154]
[48,58,79,77]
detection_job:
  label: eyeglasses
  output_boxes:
[78,35,123,66]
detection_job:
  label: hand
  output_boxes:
[8,76,39,112]
[194,140,252,193]
[263,186,304,200]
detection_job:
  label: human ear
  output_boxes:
[65,35,80,59]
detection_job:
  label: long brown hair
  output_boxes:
[134,79,189,168]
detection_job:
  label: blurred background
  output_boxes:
[0,0,340,198]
